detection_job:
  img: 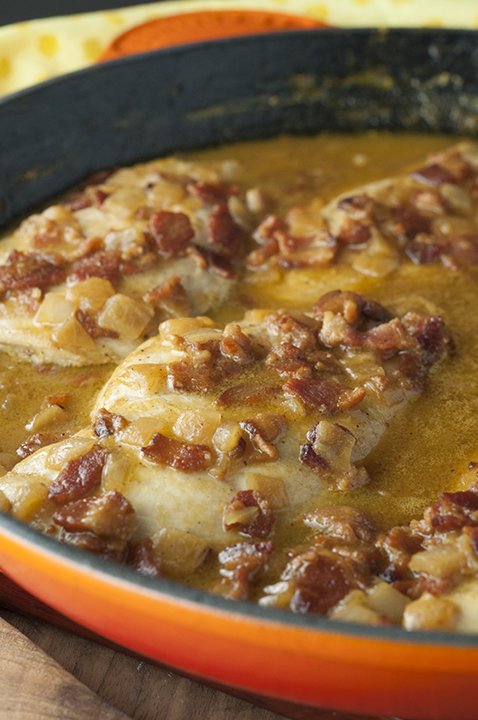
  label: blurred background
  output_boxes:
[0,1,162,25]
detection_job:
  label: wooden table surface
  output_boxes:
[0,573,388,720]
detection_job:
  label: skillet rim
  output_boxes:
[0,25,478,650]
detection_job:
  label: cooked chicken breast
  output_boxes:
[247,141,478,279]
[0,157,249,365]
[0,291,452,571]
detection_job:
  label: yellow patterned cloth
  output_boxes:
[0,0,477,98]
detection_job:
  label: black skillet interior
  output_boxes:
[1,27,478,646]
[1,28,478,230]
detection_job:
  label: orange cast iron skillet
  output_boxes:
[1,28,478,720]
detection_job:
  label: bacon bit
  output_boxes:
[299,443,329,471]
[53,490,136,539]
[119,252,157,276]
[246,236,279,267]
[240,420,280,462]
[215,383,280,407]
[223,490,275,538]
[220,324,255,363]
[401,313,454,364]
[143,276,190,317]
[274,230,337,269]
[218,540,275,600]
[185,245,209,270]
[313,290,390,326]
[266,343,313,379]
[392,207,432,240]
[245,413,286,443]
[265,312,318,352]
[304,506,377,544]
[43,393,70,408]
[48,445,108,504]
[286,549,356,614]
[93,408,128,438]
[59,530,118,558]
[142,432,212,472]
[188,181,239,205]
[76,309,119,339]
[70,251,121,285]
[207,205,242,259]
[93,188,109,206]
[16,432,62,459]
[337,193,375,245]
[253,214,286,243]
[364,318,420,357]
[377,526,424,585]
[130,537,163,579]
[283,378,365,414]
[410,164,459,186]
[147,210,195,259]
[405,234,445,264]
[202,249,236,279]
[410,190,445,214]
[0,250,65,295]
[448,233,478,265]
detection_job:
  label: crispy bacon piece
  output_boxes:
[223,490,275,538]
[147,211,195,259]
[239,415,285,462]
[246,237,279,267]
[274,230,337,269]
[207,205,242,259]
[53,490,137,562]
[44,393,70,408]
[286,549,359,614]
[48,445,108,504]
[377,526,424,586]
[93,188,109,206]
[218,540,275,600]
[313,290,390,326]
[53,490,136,539]
[142,432,212,472]
[93,408,128,438]
[70,251,121,285]
[220,324,255,363]
[215,383,280,407]
[405,234,445,264]
[401,313,454,364]
[336,193,376,246]
[16,432,62,459]
[188,181,239,205]
[0,250,65,295]
[410,164,459,187]
[392,207,431,240]
[283,378,365,414]
[299,443,329,472]
[447,233,478,265]
[265,312,318,352]
[76,309,119,339]
[143,276,189,317]
[416,486,478,535]
[266,343,313,379]
[130,537,163,579]
[304,506,377,544]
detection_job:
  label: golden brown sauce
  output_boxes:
[1,130,476,546]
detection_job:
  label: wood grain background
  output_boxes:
[0,573,388,720]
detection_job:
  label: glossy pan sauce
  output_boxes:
[1,131,478,632]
